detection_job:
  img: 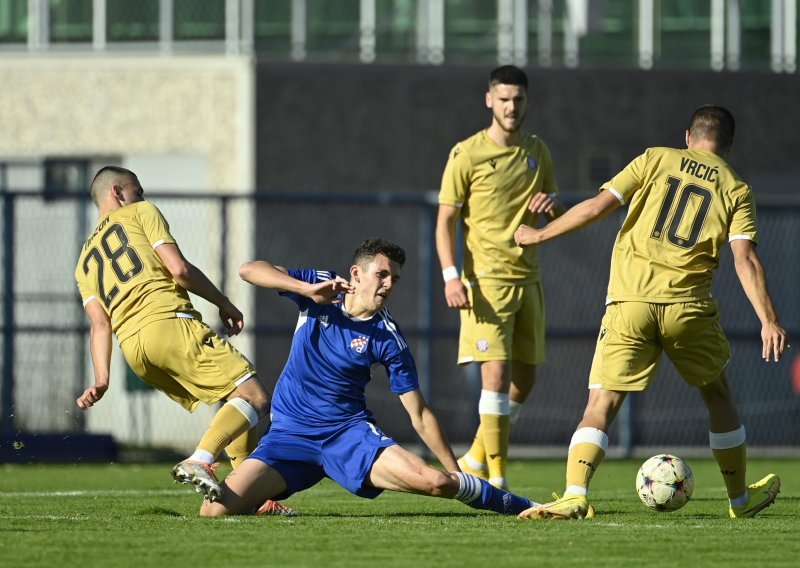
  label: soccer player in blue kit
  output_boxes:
[200,238,538,517]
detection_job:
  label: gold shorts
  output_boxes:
[458,281,546,365]
[589,300,730,391]
[119,316,256,411]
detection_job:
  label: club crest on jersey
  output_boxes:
[527,156,538,170]
[318,315,329,327]
[476,338,490,352]
[350,336,368,353]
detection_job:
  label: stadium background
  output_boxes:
[0,0,798,462]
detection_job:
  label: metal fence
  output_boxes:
[1,189,799,461]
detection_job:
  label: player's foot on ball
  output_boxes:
[171,460,222,501]
[457,456,489,480]
[255,500,300,516]
[518,493,594,520]
[729,474,780,518]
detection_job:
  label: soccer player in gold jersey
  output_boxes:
[514,105,788,520]
[74,166,272,501]
[436,65,564,489]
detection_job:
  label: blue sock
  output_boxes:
[454,472,536,515]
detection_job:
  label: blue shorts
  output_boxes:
[247,420,397,500]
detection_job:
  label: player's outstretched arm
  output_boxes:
[399,389,460,472]
[515,189,621,247]
[77,300,112,409]
[730,239,790,362]
[239,260,353,304]
[435,204,470,309]
[155,242,244,335]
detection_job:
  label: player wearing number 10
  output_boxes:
[514,105,789,520]
[74,166,271,500]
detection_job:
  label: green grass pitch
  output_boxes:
[1,458,798,567]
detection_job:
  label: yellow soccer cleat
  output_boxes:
[729,474,781,518]
[518,493,595,520]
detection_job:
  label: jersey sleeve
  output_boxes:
[438,144,471,207]
[601,149,651,204]
[75,271,97,307]
[137,201,177,249]
[538,140,560,196]
[375,312,420,394]
[728,187,758,244]
[279,268,339,310]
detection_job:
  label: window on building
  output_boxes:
[107,0,159,42]
[0,0,27,43]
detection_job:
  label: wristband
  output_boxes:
[442,266,459,282]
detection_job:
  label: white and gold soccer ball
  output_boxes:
[635,454,694,512]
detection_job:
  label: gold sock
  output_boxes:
[196,402,252,460]
[566,442,606,490]
[466,424,486,465]
[712,443,747,499]
[225,428,259,469]
[481,414,510,482]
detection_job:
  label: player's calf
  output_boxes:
[453,472,536,515]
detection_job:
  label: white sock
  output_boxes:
[454,472,482,503]
[461,453,487,470]
[187,449,215,464]
[566,485,588,496]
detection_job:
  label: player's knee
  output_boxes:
[231,380,271,418]
[199,501,230,517]
[248,394,270,418]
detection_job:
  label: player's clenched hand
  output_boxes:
[77,383,108,409]
[306,277,354,304]
[761,321,789,362]
[219,300,245,336]
[444,279,470,309]
[527,192,557,215]
[514,224,541,247]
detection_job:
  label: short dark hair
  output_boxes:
[352,237,406,268]
[489,65,528,91]
[688,105,735,152]
[90,165,137,205]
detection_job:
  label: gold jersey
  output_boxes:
[438,130,559,284]
[75,201,199,341]
[602,147,757,303]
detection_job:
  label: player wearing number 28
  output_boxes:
[515,105,789,520]
[74,166,271,500]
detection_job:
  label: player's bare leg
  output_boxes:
[200,459,288,517]
[368,445,458,497]
[367,445,536,516]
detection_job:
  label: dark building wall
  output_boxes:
[256,63,800,194]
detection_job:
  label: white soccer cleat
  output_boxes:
[171,460,222,501]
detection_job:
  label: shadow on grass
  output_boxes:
[301,511,497,518]
[136,506,184,517]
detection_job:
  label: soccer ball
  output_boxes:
[635,454,694,512]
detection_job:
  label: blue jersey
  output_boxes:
[270,269,420,433]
